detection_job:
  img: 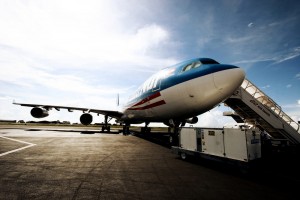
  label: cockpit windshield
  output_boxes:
[182,61,202,72]
[182,58,219,72]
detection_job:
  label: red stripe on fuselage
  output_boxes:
[132,92,161,107]
[128,100,166,110]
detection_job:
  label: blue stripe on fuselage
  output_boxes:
[125,58,238,107]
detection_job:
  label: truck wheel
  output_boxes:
[180,152,187,160]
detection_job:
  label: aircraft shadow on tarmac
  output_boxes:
[133,130,300,189]
[24,128,121,135]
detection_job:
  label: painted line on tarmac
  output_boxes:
[0,136,36,157]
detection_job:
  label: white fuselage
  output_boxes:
[121,67,245,123]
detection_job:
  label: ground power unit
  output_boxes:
[172,125,261,164]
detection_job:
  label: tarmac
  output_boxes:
[0,127,299,200]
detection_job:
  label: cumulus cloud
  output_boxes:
[132,24,169,51]
[196,106,236,128]
[0,0,174,70]
[0,1,174,83]
[0,0,178,122]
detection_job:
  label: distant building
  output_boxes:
[0,120,17,123]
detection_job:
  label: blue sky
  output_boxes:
[0,0,299,127]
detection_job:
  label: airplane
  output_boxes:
[14,58,245,141]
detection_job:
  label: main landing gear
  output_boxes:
[122,124,130,135]
[141,122,151,133]
[168,120,184,146]
[101,115,111,133]
[169,128,179,146]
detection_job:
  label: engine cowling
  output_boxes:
[31,107,49,118]
[80,113,93,125]
[185,117,198,124]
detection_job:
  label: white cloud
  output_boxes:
[196,106,236,128]
[233,46,300,66]
[271,46,300,64]
[131,24,169,52]
[262,85,271,89]
[0,0,174,70]
[296,73,300,79]
[248,22,254,28]
[233,58,273,65]
[281,102,300,124]
[225,35,255,44]
[286,84,292,88]
[0,1,175,83]
[0,0,180,122]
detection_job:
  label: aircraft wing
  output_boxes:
[13,102,124,119]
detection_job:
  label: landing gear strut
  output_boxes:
[169,127,179,146]
[168,120,183,146]
[101,115,111,133]
[122,123,130,135]
[141,122,151,133]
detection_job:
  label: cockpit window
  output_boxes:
[182,63,193,72]
[182,61,202,72]
[192,61,202,68]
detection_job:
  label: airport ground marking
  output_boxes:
[0,136,36,157]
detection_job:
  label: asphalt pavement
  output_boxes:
[0,127,298,200]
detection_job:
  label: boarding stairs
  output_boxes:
[224,79,300,145]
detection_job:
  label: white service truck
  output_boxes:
[172,125,261,164]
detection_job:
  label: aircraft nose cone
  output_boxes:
[213,66,245,96]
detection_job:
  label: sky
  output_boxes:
[0,0,299,127]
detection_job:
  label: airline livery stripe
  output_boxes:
[128,100,166,110]
[132,92,161,107]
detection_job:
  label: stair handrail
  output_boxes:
[241,79,299,132]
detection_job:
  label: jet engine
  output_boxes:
[185,117,198,124]
[30,107,49,118]
[80,113,93,125]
